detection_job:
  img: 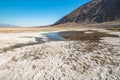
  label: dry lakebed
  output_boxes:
[0,29,120,80]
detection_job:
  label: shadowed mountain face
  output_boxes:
[55,0,120,25]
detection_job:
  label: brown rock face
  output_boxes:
[55,0,120,25]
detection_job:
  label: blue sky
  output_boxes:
[0,0,91,27]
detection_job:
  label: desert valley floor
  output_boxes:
[0,27,120,80]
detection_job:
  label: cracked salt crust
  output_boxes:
[0,30,120,80]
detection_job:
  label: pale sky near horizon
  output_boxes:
[0,0,91,27]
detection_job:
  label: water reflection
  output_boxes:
[45,32,64,41]
[45,30,119,42]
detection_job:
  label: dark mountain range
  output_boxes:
[54,0,120,25]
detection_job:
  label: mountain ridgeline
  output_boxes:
[54,0,120,25]
[0,23,18,28]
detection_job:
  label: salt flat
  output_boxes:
[0,29,120,80]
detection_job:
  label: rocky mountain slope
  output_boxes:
[55,0,120,25]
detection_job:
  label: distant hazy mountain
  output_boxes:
[0,23,17,28]
[55,0,120,25]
